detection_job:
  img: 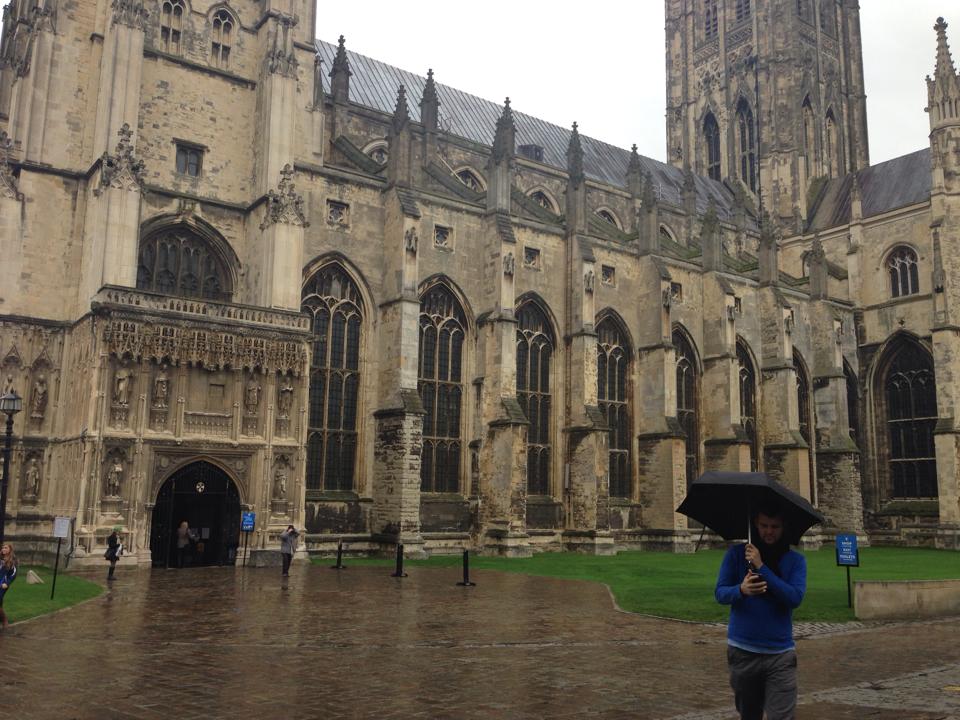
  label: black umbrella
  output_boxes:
[676,471,825,546]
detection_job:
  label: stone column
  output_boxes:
[0,133,24,311]
[258,165,307,311]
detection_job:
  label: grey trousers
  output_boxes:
[727,645,798,720]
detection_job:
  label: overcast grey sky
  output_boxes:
[0,2,948,164]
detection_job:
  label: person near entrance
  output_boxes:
[0,543,18,629]
[280,525,299,577]
[715,504,807,720]
[176,520,196,568]
[105,528,122,581]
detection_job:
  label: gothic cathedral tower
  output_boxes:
[665,0,870,224]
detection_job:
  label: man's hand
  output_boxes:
[745,543,764,569]
[1,583,7,590]
[739,571,767,597]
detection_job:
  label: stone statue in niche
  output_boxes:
[105,456,124,497]
[277,379,294,418]
[23,456,41,498]
[273,468,288,500]
[114,361,133,406]
[30,374,47,418]
[152,365,169,409]
[244,377,261,414]
[2,374,16,397]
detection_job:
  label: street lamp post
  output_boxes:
[0,390,23,545]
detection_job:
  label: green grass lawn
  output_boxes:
[3,567,104,625]
[313,547,960,623]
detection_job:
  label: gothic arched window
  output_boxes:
[735,0,752,22]
[736,100,757,192]
[796,0,811,21]
[596,209,620,228]
[704,0,719,39]
[825,108,840,177]
[160,0,184,55]
[529,190,557,214]
[844,360,860,447]
[598,317,632,498]
[211,9,234,69]
[887,246,920,298]
[517,301,554,496]
[794,351,815,501]
[884,343,938,498]
[136,227,232,301]
[456,168,484,193]
[674,328,700,488]
[418,284,466,494]
[704,112,721,181]
[737,340,759,471]
[302,265,363,492]
[819,0,835,35]
[802,97,817,177]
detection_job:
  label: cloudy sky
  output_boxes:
[0,2,948,164]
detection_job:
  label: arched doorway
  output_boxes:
[150,461,241,567]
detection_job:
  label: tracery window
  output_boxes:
[884,344,938,498]
[211,9,234,69]
[819,0,835,35]
[418,284,466,494]
[302,265,363,492]
[517,301,554,496]
[802,97,817,178]
[674,328,700,489]
[598,317,631,498]
[735,0,751,22]
[160,0,184,55]
[737,341,759,471]
[530,190,557,213]
[704,112,721,181]
[704,0,719,39]
[887,246,920,298]
[136,227,231,301]
[736,100,757,192]
[456,169,483,193]
[825,109,840,177]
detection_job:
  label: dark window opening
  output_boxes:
[738,341,759,471]
[675,329,699,489]
[887,246,920,298]
[136,227,231,301]
[885,344,938,499]
[737,100,757,192]
[598,318,632,498]
[517,302,554,496]
[175,144,203,177]
[704,112,721,181]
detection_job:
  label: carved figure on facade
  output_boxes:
[111,0,149,30]
[23,455,41,499]
[273,467,288,500]
[105,455,124,497]
[584,270,595,294]
[265,14,299,78]
[404,227,419,255]
[261,164,308,230]
[244,376,262,414]
[30,374,47,418]
[277,378,294,418]
[0,131,24,201]
[662,287,672,309]
[96,123,145,195]
[152,365,169,409]
[502,252,515,277]
[114,360,134,406]
[2,373,16,397]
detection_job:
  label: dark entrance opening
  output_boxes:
[150,461,241,567]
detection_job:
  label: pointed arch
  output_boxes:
[737,337,760,471]
[597,309,633,499]
[703,111,722,181]
[419,280,469,494]
[824,107,841,177]
[454,166,486,193]
[673,324,701,489]
[793,348,815,502]
[209,5,236,69]
[159,0,186,55]
[884,245,921,298]
[527,186,560,214]
[361,139,389,165]
[595,207,622,230]
[843,358,860,448]
[735,97,757,192]
[301,261,365,492]
[871,334,938,500]
[517,295,557,496]
[802,95,818,178]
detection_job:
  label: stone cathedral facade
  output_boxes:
[0,0,957,564]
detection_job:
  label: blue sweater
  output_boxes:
[715,543,806,653]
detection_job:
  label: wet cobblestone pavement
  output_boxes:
[2,565,959,719]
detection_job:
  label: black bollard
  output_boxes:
[330,539,346,570]
[391,543,407,577]
[456,549,475,587]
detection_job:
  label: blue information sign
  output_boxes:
[241,511,256,532]
[836,533,859,567]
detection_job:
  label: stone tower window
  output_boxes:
[737,340,759,471]
[796,0,811,22]
[136,226,232,301]
[302,264,363,492]
[211,9,234,69]
[517,301,555,496]
[735,0,751,22]
[175,142,203,177]
[704,0,719,39]
[736,99,757,192]
[674,328,700,489]
[802,97,817,178]
[160,0,184,55]
[598,317,632,498]
[883,343,938,498]
[418,284,467,494]
[825,108,841,177]
[794,351,815,503]
[887,246,920,298]
[704,112,721,181]
[819,0,835,36]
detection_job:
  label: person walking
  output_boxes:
[0,543,18,629]
[715,503,807,720]
[175,520,195,568]
[279,525,299,577]
[105,527,122,581]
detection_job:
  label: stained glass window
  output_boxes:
[674,329,700,489]
[704,112,721,181]
[137,227,231,301]
[518,302,554,496]
[885,344,938,498]
[598,318,631,498]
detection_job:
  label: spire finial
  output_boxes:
[392,84,410,132]
[567,122,584,187]
[492,97,515,164]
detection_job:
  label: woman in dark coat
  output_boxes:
[105,528,122,580]
[0,542,18,629]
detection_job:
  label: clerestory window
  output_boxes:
[160,0,184,55]
[211,9,234,69]
[887,246,920,298]
[704,112,721,181]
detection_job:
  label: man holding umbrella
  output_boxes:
[715,502,807,720]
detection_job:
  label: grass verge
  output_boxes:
[3,567,105,624]
[313,547,960,623]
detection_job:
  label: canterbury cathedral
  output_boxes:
[1,0,958,564]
